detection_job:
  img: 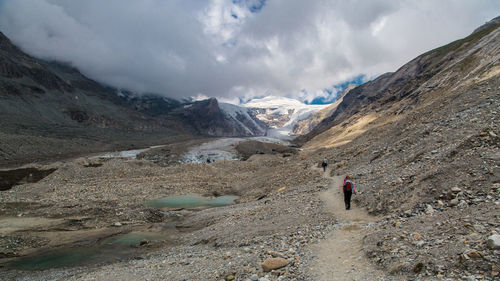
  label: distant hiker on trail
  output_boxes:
[321,158,328,172]
[343,175,357,210]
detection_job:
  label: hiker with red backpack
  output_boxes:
[343,175,357,210]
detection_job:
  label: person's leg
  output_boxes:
[344,191,349,209]
[347,192,351,209]
[345,191,352,210]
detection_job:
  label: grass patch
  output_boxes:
[422,22,500,59]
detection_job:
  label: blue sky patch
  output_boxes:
[232,0,266,13]
[306,74,367,105]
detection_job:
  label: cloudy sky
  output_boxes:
[0,0,499,104]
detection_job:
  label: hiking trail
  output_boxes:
[308,167,397,281]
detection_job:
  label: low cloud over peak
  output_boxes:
[1,0,498,103]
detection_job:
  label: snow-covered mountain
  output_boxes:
[112,92,330,139]
[218,102,267,136]
[239,96,328,139]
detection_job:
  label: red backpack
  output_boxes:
[344,179,352,191]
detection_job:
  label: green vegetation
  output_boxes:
[423,22,500,59]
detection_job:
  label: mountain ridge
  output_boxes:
[296,18,500,146]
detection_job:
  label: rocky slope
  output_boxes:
[0,30,189,166]
[296,16,500,145]
[301,16,500,278]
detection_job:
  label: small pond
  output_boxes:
[4,232,166,270]
[4,195,238,270]
[144,195,239,209]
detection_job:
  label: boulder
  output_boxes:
[492,264,500,278]
[465,250,482,259]
[458,200,468,209]
[449,198,459,207]
[487,234,500,249]
[437,200,444,208]
[261,257,289,272]
[412,233,423,239]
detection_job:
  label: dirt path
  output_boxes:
[308,168,397,281]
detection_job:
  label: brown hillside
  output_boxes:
[302,17,500,277]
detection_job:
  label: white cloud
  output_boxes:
[0,0,498,102]
[371,16,387,36]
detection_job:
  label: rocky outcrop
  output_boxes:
[0,167,56,190]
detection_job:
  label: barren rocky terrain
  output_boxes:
[0,145,335,281]
[1,13,499,281]
[1,109,498,280]
[299,22,500,279]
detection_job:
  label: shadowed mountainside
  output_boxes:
[0,31,267,166]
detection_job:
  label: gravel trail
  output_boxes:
[308,168,397,281]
